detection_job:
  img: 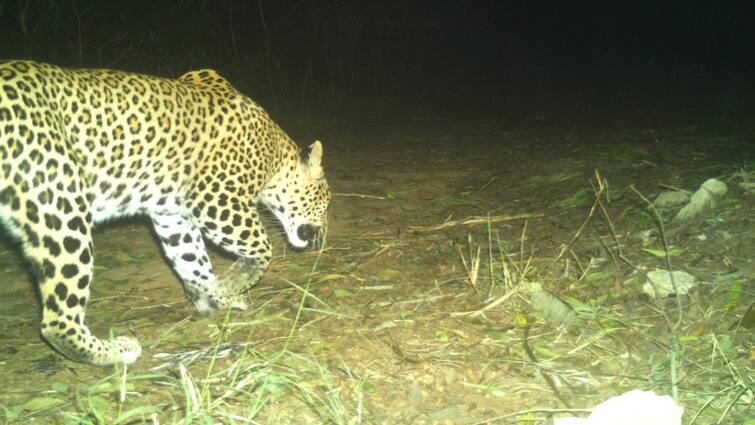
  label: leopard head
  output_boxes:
[259,140,330,249]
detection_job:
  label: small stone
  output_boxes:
[643,270,697,298]
[654,191,689,208]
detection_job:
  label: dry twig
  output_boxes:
[333,192,387,200]
[629,184,684,401]
[547,170,605,270]
[450,288,520,317]
[522,323,571,407]
[407,212,544,232]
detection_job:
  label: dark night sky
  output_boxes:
[1,1,754,115]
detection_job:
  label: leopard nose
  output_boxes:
[297,224,317,242]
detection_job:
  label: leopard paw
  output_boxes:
[215,292,249,311]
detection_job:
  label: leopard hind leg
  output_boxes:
[0,164,141,366]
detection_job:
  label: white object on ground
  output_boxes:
[673,178,727,222]
[642,269,697,298]
[554,390,684,425]
[654,190,690,208]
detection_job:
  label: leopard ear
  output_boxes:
[307,140,323,178]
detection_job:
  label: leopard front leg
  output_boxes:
[193,202,272,295]
[150,212,248,313]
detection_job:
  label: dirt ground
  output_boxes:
[0,111,753,424]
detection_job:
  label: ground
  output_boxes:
[0,110,753,424]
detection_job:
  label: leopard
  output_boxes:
[0,60,331,366]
